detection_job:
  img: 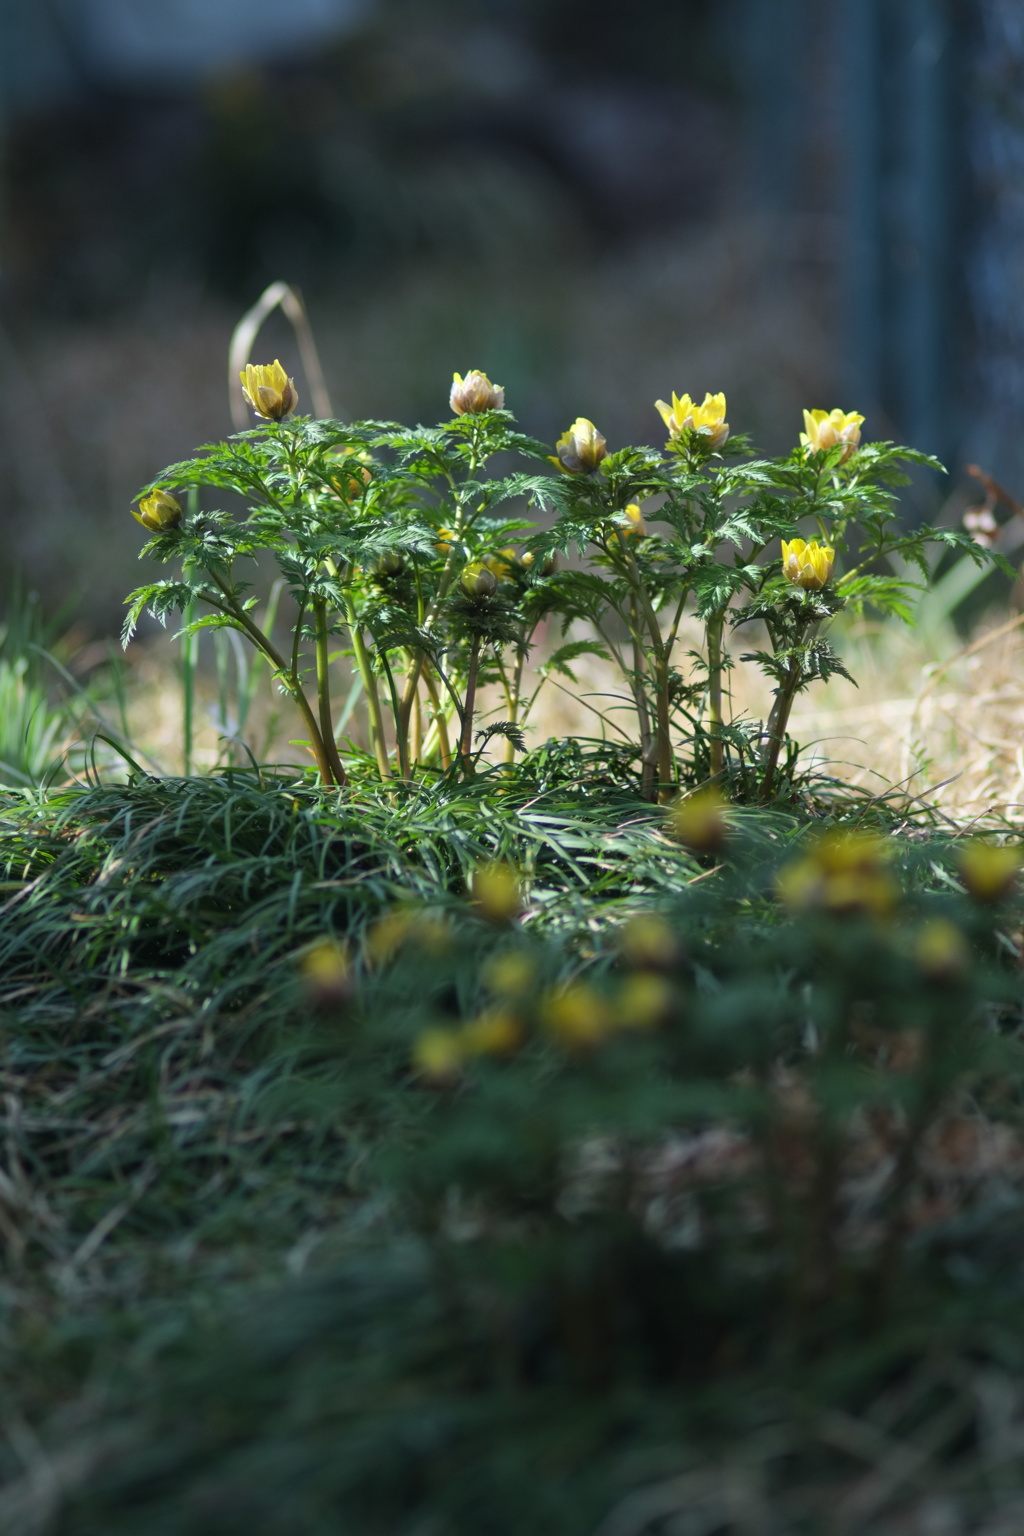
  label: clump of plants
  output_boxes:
[126,365,1000,800]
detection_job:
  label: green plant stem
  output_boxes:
[760,655,804,800]
[421,663,453,770]
[459,635,482,774]
[181,596,196,776]
[343,596,391,781]
[706,607,726,780]
[207,573,341,787]
[313,597,348,786]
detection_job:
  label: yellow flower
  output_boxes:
[541,982,615,1048]
[482,950,536,997]
[617,503,647,539]
[671,786,728,854]
[472,861,523,923]
[300,939,351,1007]
[654,391,729,450]
[461,1008,523,1057]
[132,488,183,533]
[776,831,897,918]
[413,1027,464,1083]
[450,369,505,415]
[483,547,519,580]
[781,538,835,592]
[614,972,675,1031]
[460,562,499,598]
[958,841,1022,903]
[435,527,456,554]
[800,408,864,461]
[553,417,607,474]
[239,359,299,421]
[620,912,681,971]
[326,445,372,495]
[913,919,970,981]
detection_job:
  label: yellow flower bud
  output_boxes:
[541,982,615,1049]
[132,488,183,532]
[958,841,1022,903]
[483,548,518,580]
[450,369,505,415]
[780,538,835,592]
[413,1027,464,1083]
[300,939,352,1008]
[326,445,372,496]
[671,787,728,854]
[460,562,499,598]
[239,359,299,421]
[435,527,456,554]
[800,408,864,462]
[375,551,405,578]
[654,391,729,450]
[461,1008,523,1058]
[472,861,523,924]
[553,417,607,474]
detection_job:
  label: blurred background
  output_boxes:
[0,0,1020,632]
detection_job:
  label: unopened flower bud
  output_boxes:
[460,562,499,598]
[617,503,647,538]
[450,369,505,415]
[239,359,299,421]
[553,417,607,474]
[132,488,183,533]
[375,551,405,578]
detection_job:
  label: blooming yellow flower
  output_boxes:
[654,391,729,450]
[800,408,864,461]
[958,841,1022,902]
[617,503,647,538]
[239,359,299,421]
[300,939,351,1007]
[460,562,499,598]
[553,417,607,474]
[450,369,505,415]
[132,488,183,532]
[781,537,835,592]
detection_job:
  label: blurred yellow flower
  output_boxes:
[913,918,970,981]
[781,537,835,592]
[542,982,615,1048]
[326,445,372,496]
[483,548,518,580]
[553,417,607,474]
[239,359,299,421]
[300,939,351,1007]
[615,972,674,1031]
[617,503,647,539]
[413,1027,464,1082]
[776,831,897,918]
[671,786,728,853]
[958,841,1022,902]
[450,369,505,415]
[800,407,864,461]
[482,950,536,998]
[461,1008,523,1057]
[620,912,680,971]
[472,861,523,923]
[132,488,183,533]
[655,391,729,450]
